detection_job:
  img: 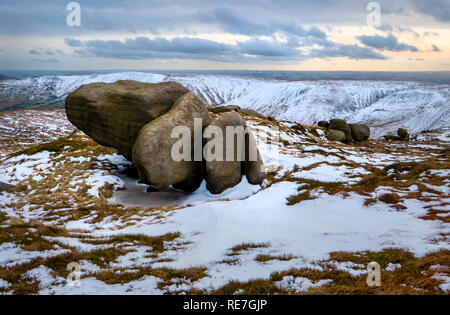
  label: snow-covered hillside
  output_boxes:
[1,72,449,137]
[0,111,449,295]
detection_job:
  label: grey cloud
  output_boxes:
[67,35,386,62]
[375,24,394,33]
[237,38,302,58]
[29,49,41,55]
[431,45,441,52]
[72,36,240,62]
[31,58,59,63]
[410,0,450,22]
[357,34,419,52]
[65,38,83,47]
[377,24,420,37]
[201,6,327,39]
[311,44,387,60]
[0,0,394,36]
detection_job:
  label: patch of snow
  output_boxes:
[432,273,450,292]
[0,279,11,289]
[326,261,367,277]
[386,263,402,272]
[275,276,332,293]
[293,164,370,183]
[0,151,52,184]
[0,242,70,268]
[88,182,449,290]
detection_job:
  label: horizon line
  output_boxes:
[2,69,450,73]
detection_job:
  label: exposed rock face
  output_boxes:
[204,112,246,194]
[132,92,212,191]
[65,80,190,160]
[268,116,277,122]
[349,124,370,142]
[210,105,241,114]
[318,121,330,129]
[327,130,346,142]
[329,119,352,143]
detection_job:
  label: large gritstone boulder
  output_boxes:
[349,124,371,142]
[329,119,352,143]
[398,128,410,140]
[243,130,266,185]
[204,112,246,194]
[132,92,212,192]
[327,130,346,142]
[204,112,266,194]
[318,121,330,129]
[65,80,190,160]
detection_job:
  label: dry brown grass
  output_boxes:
[3,131,184,227]
[255,254,296,263]
[210,249,450,295]
[229,242,271,255]
[94,266,207,290]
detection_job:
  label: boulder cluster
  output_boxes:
[65,80,266,194]
[384,128,410,141]
[318,119,370,143]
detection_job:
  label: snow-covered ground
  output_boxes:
[0,111,448,294]
[1,72,449,138]
[0,109,75,158]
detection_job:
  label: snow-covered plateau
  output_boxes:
[1,72,449,138]
[0,108,449,295]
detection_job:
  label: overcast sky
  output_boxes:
[0,0,448,71]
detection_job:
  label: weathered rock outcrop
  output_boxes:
[204,112,246,194]
[210,105,241,114]
[384,128,411,142]
[65,80,190,160]
[66,81,266,195]
[329,119,352,143]
[132,92,211,191]
[349,124,370,142]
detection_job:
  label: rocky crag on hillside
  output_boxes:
[65,80,266,194]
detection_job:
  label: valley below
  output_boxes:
[1,72,449,138]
